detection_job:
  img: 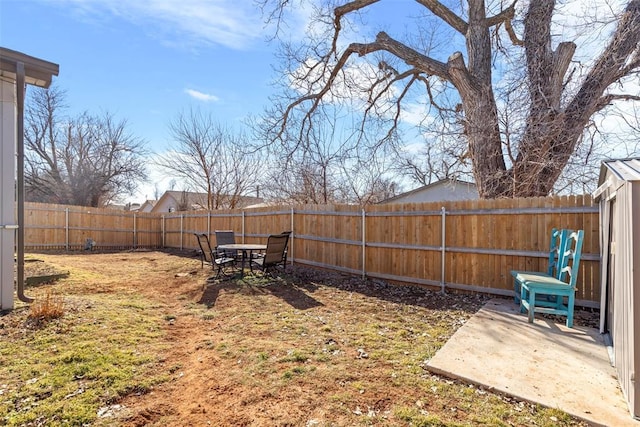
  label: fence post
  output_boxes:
[180,214,184,251]
[242,211,245,243]
[362,208,366,279]
[161,215,165,248]
[290,207,294,265]
[133,212,137,249]
[441,206,446,294]
[65,207,69,251]
[207,211,211,240]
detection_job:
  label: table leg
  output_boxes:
[240,250,248,277]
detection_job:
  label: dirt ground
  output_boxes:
[16,250,598,426]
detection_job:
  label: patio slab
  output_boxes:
[427,298,638,426]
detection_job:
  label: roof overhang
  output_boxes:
[593,158,640,201]
[0,47,59,88]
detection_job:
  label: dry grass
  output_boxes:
[1,250,591,426]
[27,290,64,325]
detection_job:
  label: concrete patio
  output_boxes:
[427,298,638,426]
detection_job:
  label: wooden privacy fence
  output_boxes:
[25,196,601,306]
[24,203,162,250]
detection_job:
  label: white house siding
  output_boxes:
[383,181,479,204]
[1,78,16,309]
[153,196,178,213]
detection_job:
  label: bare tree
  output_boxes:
[336,156,401,205]
[257,105,401,204]
[261,0,640,198]
[156,109,263,209]
[24,86,147,207]
[261,109,350,204]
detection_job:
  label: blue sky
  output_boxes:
[0,0,426,201]
[0,0,295,153]
[2,0,631,201]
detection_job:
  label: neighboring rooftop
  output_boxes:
[379,179,478,204]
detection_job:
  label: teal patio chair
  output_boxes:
[518,229,584,328]
[511,228,566,304]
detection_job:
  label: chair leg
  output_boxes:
[527,290,536,323]
[520,285,528,314]
[566,292,575,328]
[212,261,233,281]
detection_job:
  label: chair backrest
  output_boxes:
[547,228,567,279]
[215,230,236,247]
[557,229,584,287]
[215,230,236,257]
[262,233,290,267]
[194,233,213,263]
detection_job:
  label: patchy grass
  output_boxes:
[0,292,168,426]
[0,251,590,426]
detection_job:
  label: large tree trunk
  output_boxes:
[453,1,510,197]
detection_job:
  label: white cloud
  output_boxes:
[47,0,266,49]
[184,89,220,102]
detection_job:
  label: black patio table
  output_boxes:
[217,243,266,277]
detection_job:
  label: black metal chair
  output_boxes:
[280,231,292,265]
[215,230,241,261]
[194,233,235,280]
[250,233,290,277]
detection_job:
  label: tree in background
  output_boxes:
[261,0,640,198]
[24,86,147,207]
[257,108,400,205]
[337,157,400,205]
[156,109,263,209]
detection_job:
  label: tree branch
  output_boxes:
[486,1,523,46]
[486,1,517,27]
[332,1,381,58]
[414,0,468,34]
[566,0,640,122]
[447,52,479,96]
[276,31,452,141]
[374,32,450,79]
[550,41,577,108]
[594,93,640,112]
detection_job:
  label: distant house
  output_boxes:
[138,200,157,213]
[151,191,264,213]
[379,179,478,204]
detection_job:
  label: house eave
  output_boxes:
[0,47,59,88]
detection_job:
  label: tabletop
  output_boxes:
[217,244,266,251]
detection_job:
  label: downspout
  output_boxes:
[440,206,446,294]
[16,62,33,303]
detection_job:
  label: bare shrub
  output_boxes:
[28,291,64,325]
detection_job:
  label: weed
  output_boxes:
[281,349,308,363]
[395,406,449,426]
[202,312,216,320]
[28,290,64,325]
